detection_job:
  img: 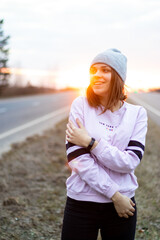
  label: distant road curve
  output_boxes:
[128,92,160,126]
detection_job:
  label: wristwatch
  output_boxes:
[86,137,95,151]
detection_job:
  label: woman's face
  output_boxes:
[90,63,112,98]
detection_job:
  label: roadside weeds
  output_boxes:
[0,117,159,240]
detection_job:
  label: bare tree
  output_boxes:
[0,19,10,91]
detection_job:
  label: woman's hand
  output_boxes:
[66,118,91,147]
[112,192,135,218]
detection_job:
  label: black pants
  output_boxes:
[61,197,137,240]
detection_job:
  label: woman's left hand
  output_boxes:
[66,118,91,147]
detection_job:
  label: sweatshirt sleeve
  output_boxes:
[91,107,148,174]
[66,97,119,199]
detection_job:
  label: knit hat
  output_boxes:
[90,48,127,82]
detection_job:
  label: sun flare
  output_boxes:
[55,65,90,89]
[8,66,160,92]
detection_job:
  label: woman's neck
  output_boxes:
[111,101,123,112]
[100,98,123,112]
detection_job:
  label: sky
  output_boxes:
[1,0,160,90]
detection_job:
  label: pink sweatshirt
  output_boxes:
[66,96,148,203]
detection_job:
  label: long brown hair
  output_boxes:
[86,68,127,114]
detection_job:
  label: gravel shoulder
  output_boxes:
[0,115,159,239]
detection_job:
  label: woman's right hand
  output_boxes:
[111,192,135,218]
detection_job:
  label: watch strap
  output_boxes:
[86,137,95,151]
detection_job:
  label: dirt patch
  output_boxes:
[0,116,159,239]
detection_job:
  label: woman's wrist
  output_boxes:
[84,136,92,148]
[111,191,121,203]
[85,137,98,150]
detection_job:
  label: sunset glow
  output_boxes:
[9,66,90,89]
[56,66,89,89]
[0,67,10,74]
[10,67,58,88]
[9,66,160,92]
[126,70,160,91]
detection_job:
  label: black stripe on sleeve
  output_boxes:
[128,140,145,151]
[126,149,143,161]
[67,148,90,162]
[66,142,76,150]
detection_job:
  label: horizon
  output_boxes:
[7,66,160,91]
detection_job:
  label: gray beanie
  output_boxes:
[90,48,127,82]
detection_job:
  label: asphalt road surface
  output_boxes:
[0,91,79,155]
[128,92,160,127]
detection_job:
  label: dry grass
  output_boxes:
[0,116,159,239]
[0,121,69,240]
[135,118,160,240]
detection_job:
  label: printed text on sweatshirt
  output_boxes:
[66,96,148,203]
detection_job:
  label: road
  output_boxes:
[0,90,159,156]
[128,92,160,126]
[0,91,79,155]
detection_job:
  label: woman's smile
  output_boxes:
[93,80,106,86]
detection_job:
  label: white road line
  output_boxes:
[0,106,70,140]
[129,96,160,117]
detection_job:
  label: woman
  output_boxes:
[61,48,148,240]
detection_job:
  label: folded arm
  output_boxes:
[67,103,147,174]
[91,107,148,173]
